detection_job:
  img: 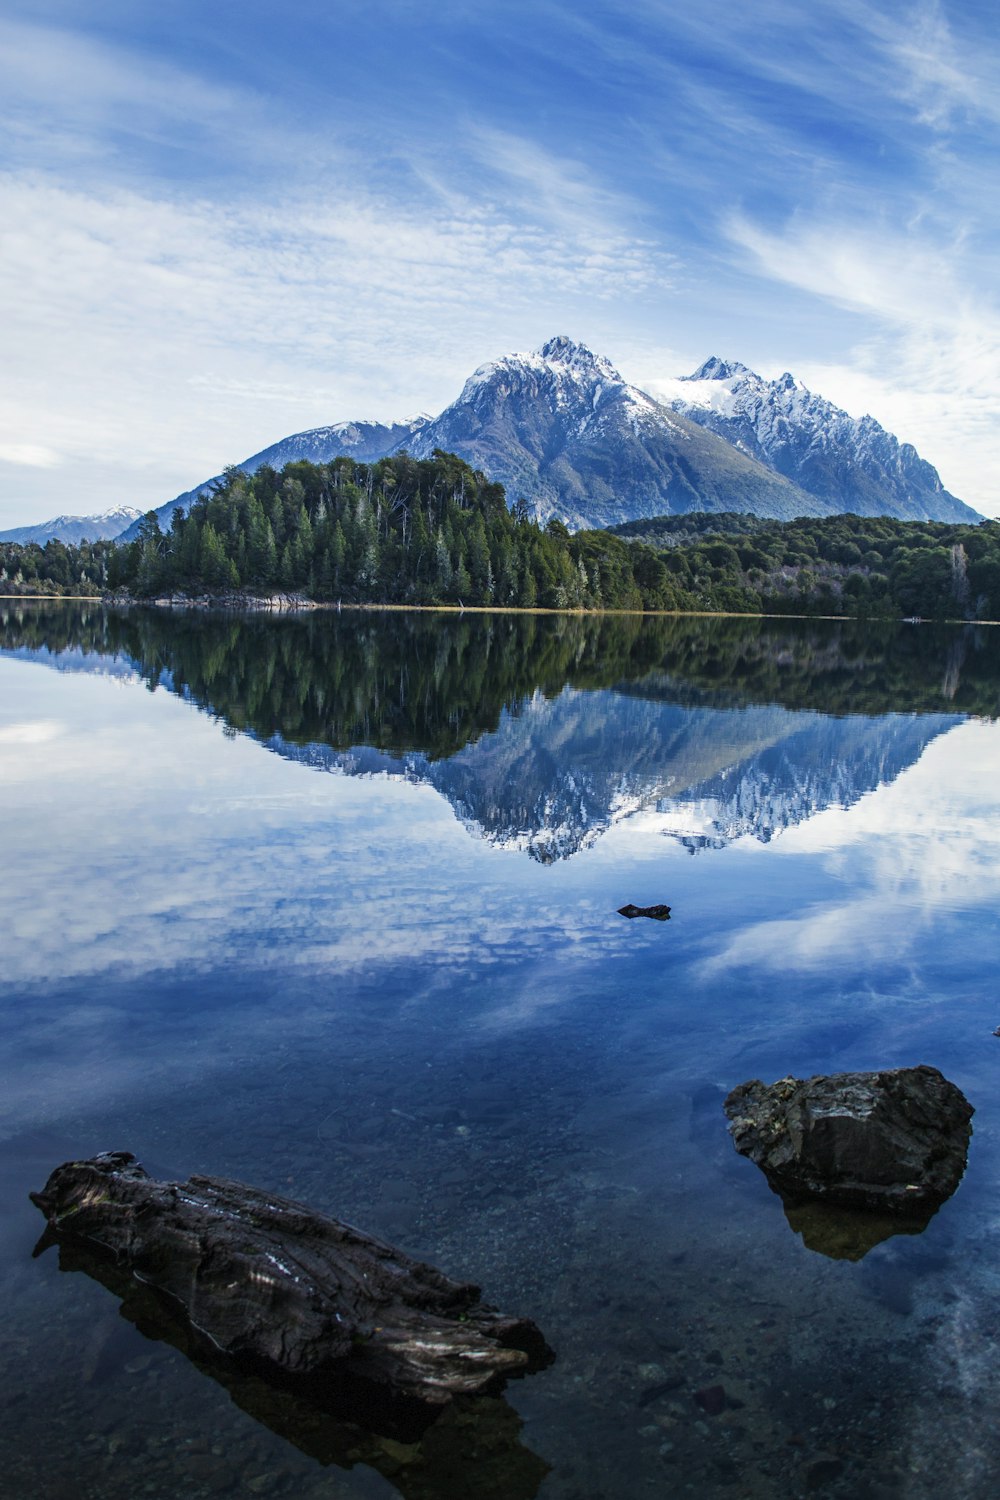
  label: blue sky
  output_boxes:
[1,0,998,525]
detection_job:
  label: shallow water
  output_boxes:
[3,604,1000,1498]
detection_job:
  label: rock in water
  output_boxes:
[724,1066,973,1213]
[30,1152,552,1406]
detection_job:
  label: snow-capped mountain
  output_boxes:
[0,506,143,546]
[0,606,967,862]
[660,358,979,523]
[120,335,977,541]
[400,335,823,529]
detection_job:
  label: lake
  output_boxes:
[2,602,1000,1500]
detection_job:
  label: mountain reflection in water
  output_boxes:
[5,601,1000,1500]
[2,603,992,860]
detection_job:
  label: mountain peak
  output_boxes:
[685,356,754,383]
[534,335,622,383]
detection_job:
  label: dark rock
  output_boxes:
[30,1152,552,1409]
[694,1384,727,1416]
[724,1066,972,1214]
[804,1456,845,1489]
[617,904,671,921]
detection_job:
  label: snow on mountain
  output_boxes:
[0,506,143,546]
[111,335,979,543]
[660,359,980,523]
[403,335,822,529]
[263,686,957,862]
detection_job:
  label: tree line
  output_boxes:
[108,451,684,611]
[2,452,1000,619]
[613,511,1000,619]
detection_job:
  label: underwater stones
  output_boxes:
[617,903,671,921]
[694,1384,727,1416]
[724,1066,973,1215]
[30,1152,552,1408]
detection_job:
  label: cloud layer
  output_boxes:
[1,1,997,522]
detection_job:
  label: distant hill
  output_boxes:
[142,417,433,536]
[0,506,143,546]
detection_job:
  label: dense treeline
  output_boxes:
[613,511,1000,619]
[0,537,116,595]
[3,455,1000,619]
[5,602,1000,726]
[105,452,690,611]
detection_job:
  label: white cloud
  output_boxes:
[724,213,1000,513]
[0,718,64,745]
[0,442,61,468]
[703,718,1000,978]
[0,169,666,526]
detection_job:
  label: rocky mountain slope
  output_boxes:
[120,336,976,539]
[660,358,979,523]
[267,688,957,862]
[397,336,823,529]
[154,416,433,525]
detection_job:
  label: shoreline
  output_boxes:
[3,592,999,625]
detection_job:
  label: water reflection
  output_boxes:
[2,603,992,861]
[39,1237,549,1500]
[780,1197,937,1261]
[5,604,1000,1498]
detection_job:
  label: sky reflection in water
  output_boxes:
[3,605,1000,1499]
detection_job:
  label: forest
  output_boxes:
[2,451,1000,620]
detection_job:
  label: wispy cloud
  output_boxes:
[2,1,999,520]
[0,168,666,519]
[725,211,1000,506]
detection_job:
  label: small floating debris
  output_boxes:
[617,903,671,921]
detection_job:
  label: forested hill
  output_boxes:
[74,452,684,611]
[2,452,1000,620]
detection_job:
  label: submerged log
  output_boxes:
[42,1233,550,1490]
[617,903,671,921]
[30,1152,552,1409]
[724,1065,973,1215]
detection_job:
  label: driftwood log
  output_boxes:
[42,1234,550,1493]
[30,1153,552,1415]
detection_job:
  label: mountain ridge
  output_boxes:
[100,336,979,540]
[0,506,144,547]
[659,358,977,523]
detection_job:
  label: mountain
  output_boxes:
[397,335,824,529]
[660,358,980,523]
[0,506,143,546]
[124,336,976,540]
[201,687,960,862]
[122,417,431,541]
[3,611,960,863]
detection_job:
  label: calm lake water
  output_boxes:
[3,602,1000,1500]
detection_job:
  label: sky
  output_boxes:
[1,0,998,527]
